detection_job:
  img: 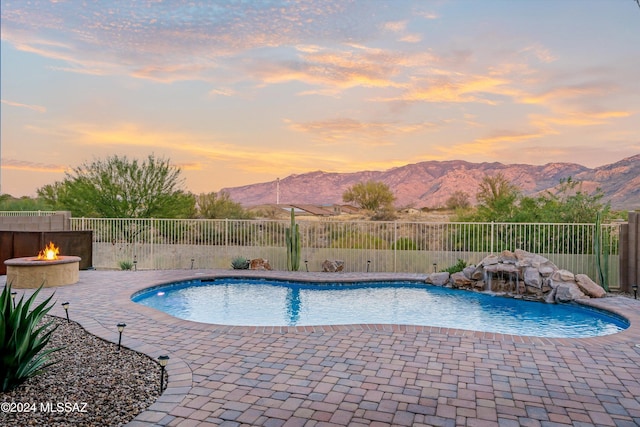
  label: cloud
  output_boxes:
[519,44,557,63]
[519,83,615,105]
[0,1,391,83]
[1,99,47,113]
[247,44,408,92]
[208,88,236,97]
[382,19,421,43]
[42,121,342,175]
[474,129,551,144]
[380,73,513,105]
[383,21,408,33]
[1,158,66,173]
[285,117,438,144]
[400,34,422,43]
[531,110,633,128]
[417,11,439,20]
[174,162,203,171]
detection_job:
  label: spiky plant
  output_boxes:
[0,284,62,391]
[231,256,250,270]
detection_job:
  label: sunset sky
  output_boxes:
[1,0,639,197]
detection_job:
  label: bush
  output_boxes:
[391,237,417,250]
[1,284,62,391]
[231,256,250,269]
[119,260,133,270]
[442,258,467,274]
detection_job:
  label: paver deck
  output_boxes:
[5,269,640,427]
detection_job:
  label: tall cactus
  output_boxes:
[594,210,609,292]
[286,208,301,271]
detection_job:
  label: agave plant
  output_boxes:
[231,256,250,270]
[0,284,62,391]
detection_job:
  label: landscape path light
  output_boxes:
[433,263,438,273]
[633,284,638,300]
[158,355,170,392]
[367,260,371,272]
[305,259,308,272]
[11,291,17,308]
[61,301,70,323]
[117,323,126,351]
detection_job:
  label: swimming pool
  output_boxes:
[132,277,629,338]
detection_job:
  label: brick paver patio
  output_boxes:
[5,270,640,426]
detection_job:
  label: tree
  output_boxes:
[514,177,609,223]
[445,191,471,210]
[37,154,195,218]
[475,173,519,221]
[195,192,251,219]
[342,180,395,212]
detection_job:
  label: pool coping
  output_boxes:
[6,269,640,426]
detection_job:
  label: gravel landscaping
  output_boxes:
[1,315,163,427]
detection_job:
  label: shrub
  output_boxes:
[1,284,62,391]
[231,256,250,270]
[391,237,417,250]
[119,260,133,270]
[442,258,467,274]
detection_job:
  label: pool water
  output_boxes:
[132,278,629,338]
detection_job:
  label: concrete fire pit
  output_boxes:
[4,256,81,288]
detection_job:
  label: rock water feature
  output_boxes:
[425,249,606,303]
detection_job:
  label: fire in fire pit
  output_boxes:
[37,241,60,261]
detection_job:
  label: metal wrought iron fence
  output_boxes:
[68,217,620,288]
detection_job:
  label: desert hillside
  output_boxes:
[222,155,640,211]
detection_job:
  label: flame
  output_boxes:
[37,242,60,260]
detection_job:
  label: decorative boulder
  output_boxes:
[425,272,450,286]
[575,274,606,298]
[480,254,499,266]
[524,267,542,288]
[515,249,551,268]
[451,272,473,289]
[499,250,517,264]
[553,269,575,282]
[249,258,272,270]
[322,259,344,272]
[554,282,586,302]
[462,265,476,280]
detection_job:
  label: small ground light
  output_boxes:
[190,258,195,269]
[433,263,438,273]
[61,301,70,323]
[367,260,371,272]
[133,255,137,271]
[11,291,17,308]
[305,259,308,272]
[117,323,126,351]
[158,355,170,392]
[632,284,638,300]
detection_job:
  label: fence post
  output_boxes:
[491,221,495,254]
[151,218,155,270]
[393,220,397,273]
[225,218,228,248]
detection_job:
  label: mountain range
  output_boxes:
[221,154,640,211]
